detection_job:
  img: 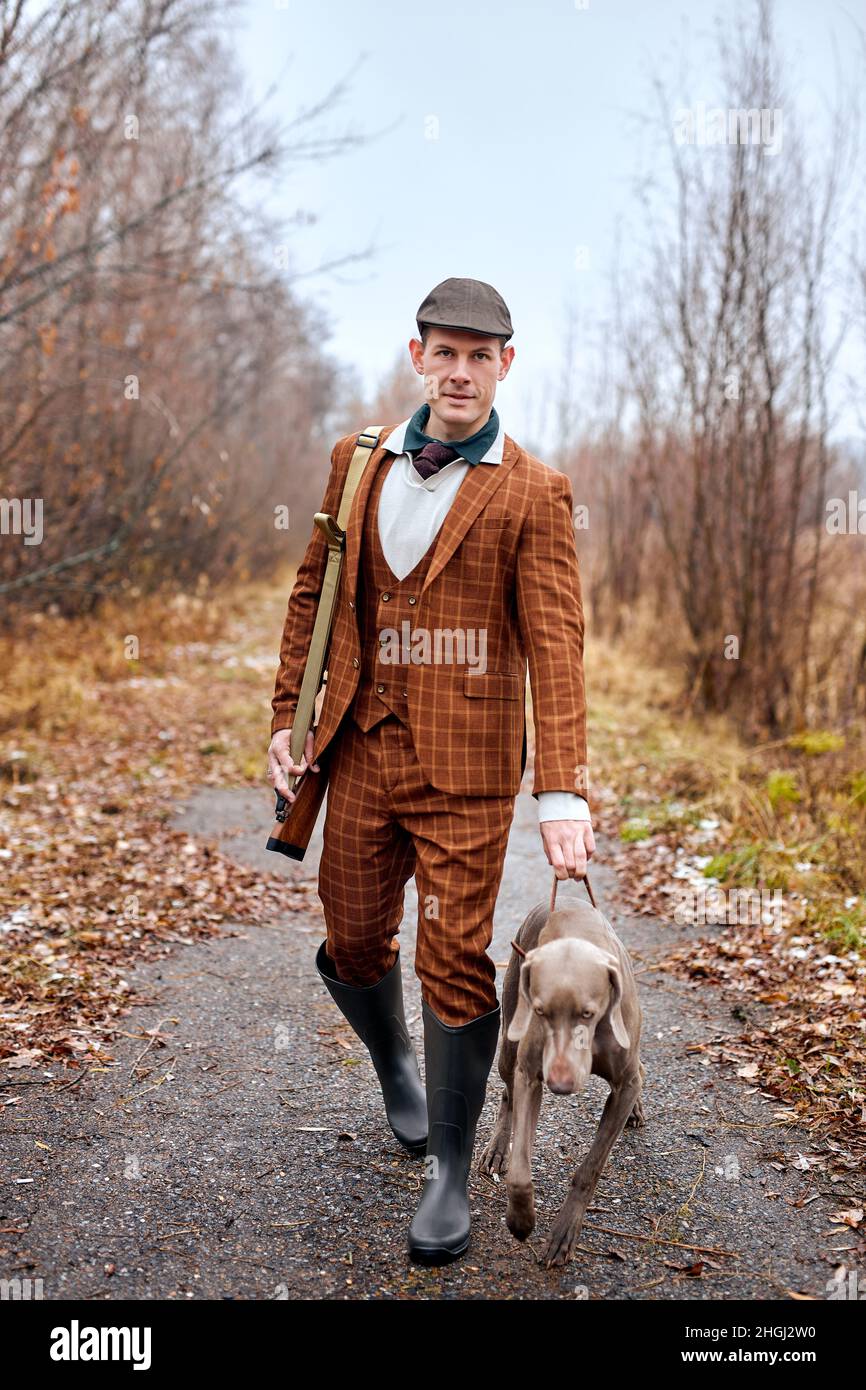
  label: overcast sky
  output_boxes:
[232,0,863,453]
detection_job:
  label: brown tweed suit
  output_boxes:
[271,425,588,1024]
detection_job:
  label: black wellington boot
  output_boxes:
[315,941,428,1155]
[407,997,501,1264]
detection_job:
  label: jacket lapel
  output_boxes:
[421,434,520,595]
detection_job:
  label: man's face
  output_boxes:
[408,327,515,440]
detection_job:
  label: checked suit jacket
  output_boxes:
[271,424,588,803]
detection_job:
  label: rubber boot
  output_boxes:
[407,996,501,1264]
[315,941,428,1155]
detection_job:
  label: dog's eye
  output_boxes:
[534,1005,544,1016]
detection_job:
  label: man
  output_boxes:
[267,278,594,1265]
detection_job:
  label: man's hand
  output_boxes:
[267,728,320,803]
[540,819,596,880]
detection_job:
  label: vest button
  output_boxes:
[381,591,391,601]
[401,688,408,697]
[407,595,416,605]
[376,684,386,694]
[352,658,359,668]
[348,600,355,610]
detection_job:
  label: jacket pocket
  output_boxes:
[463,669,521,700]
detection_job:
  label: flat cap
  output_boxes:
[416,277,513,341]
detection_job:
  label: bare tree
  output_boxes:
[0,0,380,617]
[603,0,860,733]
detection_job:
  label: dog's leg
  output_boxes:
[542,1072,641,1267]
[626,1059,646,1128]
[505,1065,543,1240]
[478,1038,517,1176]
[478,1085,512,1175]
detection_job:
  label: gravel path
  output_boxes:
[1,783,855,1301]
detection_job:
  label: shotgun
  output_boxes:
[265,427,384,862]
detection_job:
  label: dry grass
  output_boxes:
[583,607,865,939]
[0,567,319,1068]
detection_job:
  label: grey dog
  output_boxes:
[478,889,645,1267]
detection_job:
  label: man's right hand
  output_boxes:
[267,728,320,803]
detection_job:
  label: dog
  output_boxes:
[478,890,645,1267]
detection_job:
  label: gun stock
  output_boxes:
[265,748,330,862]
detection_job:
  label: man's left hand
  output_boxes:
[540,819,596,880]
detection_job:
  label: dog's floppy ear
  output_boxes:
[603,956,631,1050]
[507,952,537,1041]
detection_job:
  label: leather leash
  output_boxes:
[550,869,597,912]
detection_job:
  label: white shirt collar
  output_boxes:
[383,413,505,465]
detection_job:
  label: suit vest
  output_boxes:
[350,453,440,732]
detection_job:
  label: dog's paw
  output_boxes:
[626,1096,646,1128]
[541,1210,582,1267]
[506,1188,536,1240]
[477,1135,510,1177]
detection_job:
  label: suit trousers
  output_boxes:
[317,710,515,1026]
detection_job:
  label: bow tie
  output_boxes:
[411,440,460,482]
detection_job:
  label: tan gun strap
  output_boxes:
[288,427,384,780]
